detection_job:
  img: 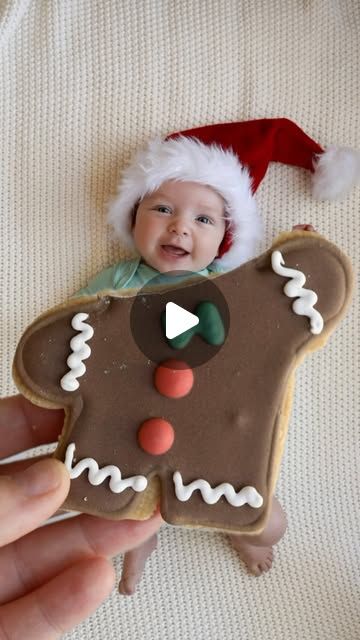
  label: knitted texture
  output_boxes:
[0,2,359,639]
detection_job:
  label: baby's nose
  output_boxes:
[168,217,189,235]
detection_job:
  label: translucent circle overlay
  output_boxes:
[130,270,230,369]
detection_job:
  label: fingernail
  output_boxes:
[13,459,63,497]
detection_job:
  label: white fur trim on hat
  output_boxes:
[312,146,360,200]
[107,136,262,270]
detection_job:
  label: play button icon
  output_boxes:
[165,302,199,339]
[130,269,230,369]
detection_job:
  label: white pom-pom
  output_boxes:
[312,146,360,200]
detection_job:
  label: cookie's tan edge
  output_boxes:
[12,365,62,411]
[12,231,354,530]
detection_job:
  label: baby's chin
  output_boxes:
[143,250,194,274]
[154,258,209,275]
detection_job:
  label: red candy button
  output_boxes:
[138,417,175,455]
[154,359,194,398]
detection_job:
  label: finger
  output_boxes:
[0,454,49,476]
[0,395,64,459]
[0,557,114,640]
[0,510,162,604]
[0,459,70,546]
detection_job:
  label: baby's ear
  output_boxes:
[13,297,106,410]
[130,202,139,229]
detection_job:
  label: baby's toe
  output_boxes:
[119,580,136,596]
[263,560,272,572]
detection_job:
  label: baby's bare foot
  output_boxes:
[118,533,158,596]
[231,539,274,576]
[119,577,137,596]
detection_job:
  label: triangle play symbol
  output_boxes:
[165,302,199,339]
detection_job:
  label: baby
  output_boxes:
[75,133,316,594]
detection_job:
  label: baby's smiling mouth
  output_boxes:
[161,245,190,257]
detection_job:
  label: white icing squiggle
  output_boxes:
[173,471,263,508]
[64,443,148,493]
[271,250,324,335]
[61,313,94,391]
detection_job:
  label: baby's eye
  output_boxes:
[155,205,172,214]
[197,215,213,225]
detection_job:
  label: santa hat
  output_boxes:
[108,118,360,270]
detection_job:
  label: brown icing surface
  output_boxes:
[13,234,353,534]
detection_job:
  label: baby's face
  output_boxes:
[132,180,226,273]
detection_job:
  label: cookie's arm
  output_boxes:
[12,297,106,410]
[254,232,353,508]
[269,231,353,352]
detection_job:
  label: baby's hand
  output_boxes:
[292,224,316,232]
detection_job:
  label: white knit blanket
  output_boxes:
[1,2,359,639]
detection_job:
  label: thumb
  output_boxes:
[0,459,70,547]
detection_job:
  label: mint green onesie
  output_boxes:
[76,256,225,296]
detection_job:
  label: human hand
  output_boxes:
[0,395,162,639]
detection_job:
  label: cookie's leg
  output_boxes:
[119,533,158,595]
[228,496,287,576]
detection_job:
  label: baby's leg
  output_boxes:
[119,532,158,595]
[228,496,287,576]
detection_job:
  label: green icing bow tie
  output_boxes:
[161,301,225,349]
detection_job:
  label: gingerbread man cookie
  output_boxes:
[13,232,353,535]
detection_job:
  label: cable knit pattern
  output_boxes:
[0,2,359,639]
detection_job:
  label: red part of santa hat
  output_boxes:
[108,118,360,270]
